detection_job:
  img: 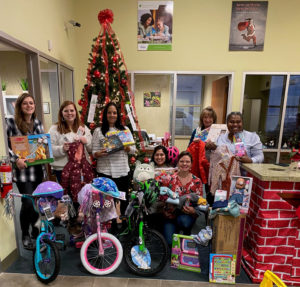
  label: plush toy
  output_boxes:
[133,160,155,182]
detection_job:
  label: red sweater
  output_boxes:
[187,141,210,184]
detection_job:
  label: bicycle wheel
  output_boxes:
[124,228,168,276]
[80,232,123,275]
[32,238,60,284]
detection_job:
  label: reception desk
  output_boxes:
[241,163,300,286]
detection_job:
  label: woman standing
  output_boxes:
[92,102,136,214]
[216,111,264,163]
[48,101,92,183]
[163,151,202,245]
[6,93,46,249]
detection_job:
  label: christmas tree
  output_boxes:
[78,9,149,169]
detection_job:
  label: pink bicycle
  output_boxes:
[79,178,124,275]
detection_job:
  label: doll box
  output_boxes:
[229,175,253,214]
[10,133,54,166]
[171,234,201,273]
[99,135,124,154]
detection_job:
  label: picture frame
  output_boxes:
[43,102,50,114]
[2,95,18,118]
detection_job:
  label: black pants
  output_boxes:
[97,173,129,215]
[16,181,42,237]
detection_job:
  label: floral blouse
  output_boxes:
[169,173,203,197]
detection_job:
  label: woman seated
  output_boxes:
[151,145,177,187]
[216,111,264,164]
[163,151,202,245]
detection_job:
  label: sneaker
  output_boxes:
[22,235,35,250]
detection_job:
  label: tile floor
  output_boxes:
[0,273,259,287]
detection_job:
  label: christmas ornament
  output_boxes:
[121,79,127,86]
[112,55,118,62]
[94,70,100,78]
[130,157,136,164]
[143,157,150,164]
[89,122,96,130]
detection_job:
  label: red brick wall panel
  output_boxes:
[258,210,279,219]
[270,181,294,190]
[273,264,292,274]
[291,219,300,228]
[258,227,278,237]
[294,182,300,190]
[292,258,300,267]
[252,233,265,245]
[278,227,297,237]
[258,180,270,189]
[276,246,296,255]
[288,237,296,246]
[292,267,300,277]
[265,237,287,246]
[280,210,297,218]
[263,190,282,200]
[256,246,276,254]
[267,219,291,228]
[286,256,293,265]
[264,255,286,264]
[255,218,268,228]
[269,200,293,210]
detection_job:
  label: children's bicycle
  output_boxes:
[6,181,72,284]
[119,179,169,276]
[79,178,124,275]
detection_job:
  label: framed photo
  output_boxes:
[43,102,50,114]
[143,91,161,107]
[3,95,18,118]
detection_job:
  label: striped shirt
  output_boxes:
[6,117,46,182]
[92,126,136,178]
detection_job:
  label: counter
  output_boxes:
[241,163,300,286]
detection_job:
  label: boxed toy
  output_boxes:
[209,253,236,284]
[99,135,124,154]
[194,127,209,142]
[10,134,54,166]
[171,234,200,273]
[106,129,135,146]
[229,176,253,214]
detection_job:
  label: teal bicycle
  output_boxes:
[7,181,73,284]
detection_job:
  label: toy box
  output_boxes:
[171,234,200,273]
[106,129,135,146]
[10,133,54,166]
[99,135,124,154]
[229,175,253,214]
[209,253,236,284]
[194,128,209,142]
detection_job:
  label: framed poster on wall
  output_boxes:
[137,1,173,51]
[3,95,18,118]
[229,1,268,51]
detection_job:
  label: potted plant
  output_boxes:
[1,81,6,96]
[19,78,28,92]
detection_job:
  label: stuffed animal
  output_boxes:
[133,160,155,182]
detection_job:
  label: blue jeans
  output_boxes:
[163,214,196,245]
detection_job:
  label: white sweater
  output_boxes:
[92,126,136,178]
[49,124,92,171]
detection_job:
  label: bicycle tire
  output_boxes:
[80,232,123,275]
[124,228,168,276]
[32,238,60,284]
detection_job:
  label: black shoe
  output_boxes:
[22,235,34,250]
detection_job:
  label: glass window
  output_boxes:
[175,75,202,136]
[39,57,60,132]
[282,75,300,150]
[243,75,286,150]
[60,65,74,102]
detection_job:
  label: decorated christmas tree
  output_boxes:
[78,9,149,169]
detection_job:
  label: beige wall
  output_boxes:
[1,0,300,264]
[134,74,171,138]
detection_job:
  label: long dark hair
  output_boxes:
[151,145,169,166]
[14,93,37,134]
[101,102,125,136]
